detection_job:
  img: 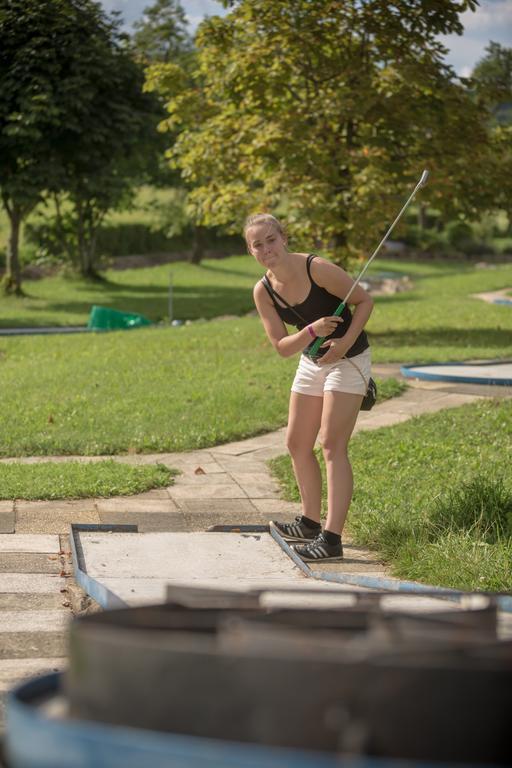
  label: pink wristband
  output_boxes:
[307,324,316,339]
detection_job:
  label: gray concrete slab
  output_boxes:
[176,499,260,516]
[0,574,65,594]
[0,593,68,611]
[173,499,285,529]
[0,632,67,659]
[187,513,273,531]
[214,457,278,474]
[97,509,278,533]
[15,501,99,533]
[98,576,366,606]
[97,511,182,532]
[0,534,60,553]
[0,658,66,690]
[172,471,234,486]
[0,553,61,574]
[95,498,179,514]
[110,489,172,500]
[0,611,70,633]
[0,502,15,533]
[74,530,379,606]
[230,473,281,498]
[169,483,248,500]
[250,498,301,518]
[210,430,287,457]
[80,531,303,582]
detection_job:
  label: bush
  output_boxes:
[445,220,473,249]
[24,213,241,263]
[96,222,183,256]
[444,220,496,256]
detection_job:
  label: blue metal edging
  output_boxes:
[5,673,351,768]
[70,523,138,610]
[269,523,512,613]
[493,298,512,306]
[400,361,512,386]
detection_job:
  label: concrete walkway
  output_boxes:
[0,368,510,730]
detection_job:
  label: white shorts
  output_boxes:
[291,348,372,397]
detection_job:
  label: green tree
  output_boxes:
[132,0,194,190]
[150,0,490,264]
[145,47,214,263]
[471,42,512,124]
[132,0,192,63]
[0,0,159,290]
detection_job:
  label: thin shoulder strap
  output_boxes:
[261,276,307,324]
[306,253,316,281]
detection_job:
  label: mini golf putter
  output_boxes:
[307,170,429,360]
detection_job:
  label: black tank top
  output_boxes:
[261,254,369,359]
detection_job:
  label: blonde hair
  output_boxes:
[243,213,285,241]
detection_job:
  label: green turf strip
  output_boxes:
[0,460,176,500]
[270,399,512,592]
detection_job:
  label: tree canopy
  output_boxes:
[132,0,192,63]
[471,42,512,124]
[0,0,159,290]
[148,0,489,263]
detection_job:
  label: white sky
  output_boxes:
[101,0,512,75]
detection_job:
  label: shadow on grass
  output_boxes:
[0,284,256,327]
[370,326,511,354]
[197,262,260,279]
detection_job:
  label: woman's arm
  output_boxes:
[309,257,374,364]
[253,281,342,358]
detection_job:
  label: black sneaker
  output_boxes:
[294,532,344,562]
[271,516,320,542]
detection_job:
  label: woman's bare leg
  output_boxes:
[286,392,324,523]
[320,391,363,534]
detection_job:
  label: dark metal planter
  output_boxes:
[65,598,511,765]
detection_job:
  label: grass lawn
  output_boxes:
[0,255,510,458]
[0,256,510,363]
[0,460,176,500]
[0,321,405,457]
[366,257,512,363]
[270,399,512,592]
[0,255,263,328]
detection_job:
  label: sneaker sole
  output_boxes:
[297,553,344,563]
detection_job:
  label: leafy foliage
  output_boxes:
[471,41,512,122]
[0,0,161,287]
[149,0,492,264]
[132,0,192,63]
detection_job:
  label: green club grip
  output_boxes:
[308,301,346,358]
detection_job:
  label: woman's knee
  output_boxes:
[320,433,349,461]
[286,432,315,459]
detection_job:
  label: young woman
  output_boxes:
[247,213,374,562]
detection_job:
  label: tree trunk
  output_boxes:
[54,194,78,267]
[76,198,102,279]
[418,202,428,230]
[2,200,24,296]
[330,231,349,267]
[189,225,206,264]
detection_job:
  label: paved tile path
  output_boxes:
[0,368,510,730]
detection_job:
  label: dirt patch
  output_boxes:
[361,275,413,296]
[471,288,512,304]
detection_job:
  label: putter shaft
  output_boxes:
[308,170,429,359]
